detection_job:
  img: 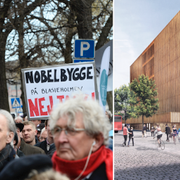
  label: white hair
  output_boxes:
[15,116,23,123]
[40,127,46,137]
[0,109,16,134]
[50,94,111,145]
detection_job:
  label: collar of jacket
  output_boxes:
[0,144,15,171]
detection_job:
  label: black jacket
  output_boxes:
[0,144,16,172]
[165,126,171,134]
[35,140,56,158]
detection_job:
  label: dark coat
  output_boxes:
[20,139,45,156]
[165,126,171,134]
[0,154,52,180]
[35,140,56,158]
[0,144,16,172]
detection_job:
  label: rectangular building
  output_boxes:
[129,11,180,130]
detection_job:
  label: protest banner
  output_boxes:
[21,62,98,120]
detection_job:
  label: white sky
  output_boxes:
[114,0,180,89]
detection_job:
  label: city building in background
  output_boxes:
[129,11,180,130]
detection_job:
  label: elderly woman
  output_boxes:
[50,94,112,180]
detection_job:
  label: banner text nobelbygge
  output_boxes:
[25,66,93,83]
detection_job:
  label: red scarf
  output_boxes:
[51,145,113,180]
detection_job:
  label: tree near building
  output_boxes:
[130,75,159,127]
[114,85,136,124]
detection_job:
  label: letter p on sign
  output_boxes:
[74,39,95,59]
[81,42,90,56]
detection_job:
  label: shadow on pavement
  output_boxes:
[114,163,180,180]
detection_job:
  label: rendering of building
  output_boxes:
[129,11,180,130]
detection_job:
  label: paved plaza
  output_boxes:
[114,131,180,180]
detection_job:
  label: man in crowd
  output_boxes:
[39,127,47,142]
[50,94,113,180]
[35,120,55,157]
[22,121,38,145]
[15,122,45,155]
[15,116,23,124]
[36,123,45,141]
[0,109,16,171]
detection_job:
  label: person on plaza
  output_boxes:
[165,124,171,142]
[172,124,178,144]
[50,94,113,180]
[154,124,163,145]
[22,121,39,145]
[35,120,56,157]
[128,127,134,147]
[36,123,45,141]
[15,122,45,155]
[15,116,23,124]
[0,109,16,171]
[151,126,155,137]
[123,124,128,146]
[142,124,147,138]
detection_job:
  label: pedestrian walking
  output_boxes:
[151,126,155,137]
[128,127,134,146]
[123,124,128,146]
[172,125,178,144]
[165,124,171,142]
[142,124,147,138]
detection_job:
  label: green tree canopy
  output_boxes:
[130,75,159,127]
[114,85,136,123]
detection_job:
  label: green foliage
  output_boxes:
[114,85,137,122]
[130,75,159,124]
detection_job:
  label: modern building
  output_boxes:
[129,11,180,130]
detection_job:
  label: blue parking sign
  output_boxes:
[74,39,95,59]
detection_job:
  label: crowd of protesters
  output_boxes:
[0,94,113,180]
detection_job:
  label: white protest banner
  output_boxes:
[21,62,98,120]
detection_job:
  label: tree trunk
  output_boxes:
[142,115,144,128]
[72,0,94,39]
[0,34,10,111]
[18,13,27,114]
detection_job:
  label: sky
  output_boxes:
[114,0,180,89]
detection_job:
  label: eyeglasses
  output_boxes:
[52,126,85,137]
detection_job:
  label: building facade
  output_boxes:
[129,11,180,131]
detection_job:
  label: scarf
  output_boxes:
[52,145,112,180]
